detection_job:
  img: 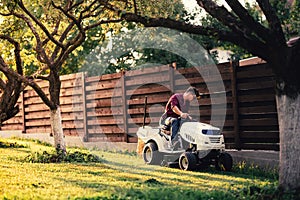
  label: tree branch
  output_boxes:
[84,18,123,30]
[122,13,217,35]
[52,0,124,67]
[51,1,84,35]
[13,12,51,65]
[0,105,19,123]
[35,75,50,81]
[18,0,65,50]
[0,79,6,90]
[54,33,85,68]
[0,54,23,120]
[133,0,138,14]
[197,0,248,36]
[0,34,23,75]
[256,0,286,47]
[196,0,269,59]
[225,0,271,43]
[51,1,99,68]
[50,21,75,62]
[67,0,84,12]
[122,13,270,61]
[42,19,61,47]
[81,0,98,14]
[0,63,55,109]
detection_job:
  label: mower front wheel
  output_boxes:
[179,152,197,171]
[143,142,162,165]
[216,152,233,171]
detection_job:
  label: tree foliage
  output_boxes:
[72,0,300,73]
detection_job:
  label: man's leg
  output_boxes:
[171,118,180,140]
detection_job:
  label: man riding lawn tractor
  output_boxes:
[160,87,200,150]
[136,87,233,171]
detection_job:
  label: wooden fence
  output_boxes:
[1,60,279,150]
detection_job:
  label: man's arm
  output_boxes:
[172,105,189,119]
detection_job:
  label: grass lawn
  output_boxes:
[0,137,281,200]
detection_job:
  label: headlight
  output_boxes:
[201,129,221,135]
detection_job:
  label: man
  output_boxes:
[162,87,201,143]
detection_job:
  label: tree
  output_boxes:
[95,0,300,192]
[0,36,24,125]
[0,0,122,154]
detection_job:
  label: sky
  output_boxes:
[182,0,255,10]
[181,0,256,25]
[180,0,257,62]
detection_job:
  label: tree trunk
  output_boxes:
[50,105,66,154]
[48,70,66,154]
[276,94,300,191]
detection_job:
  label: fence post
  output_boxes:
[169,62,176,93]
[230,60,241,150]
[21,91,26,133]
[121,71,128,142]
[81,72,88,142]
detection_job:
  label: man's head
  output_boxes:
[183,86,200,101]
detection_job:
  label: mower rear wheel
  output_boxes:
[216,152,233,171]
[179,152,197,171]
[143,142,161,165]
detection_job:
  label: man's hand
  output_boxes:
[180,113,189,119]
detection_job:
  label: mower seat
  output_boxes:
[161,117,176,135]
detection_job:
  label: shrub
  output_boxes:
[11,137,52,147]
[233,161,279,180]
[0,140,27,148]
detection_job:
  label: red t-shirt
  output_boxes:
[165,94,190,118]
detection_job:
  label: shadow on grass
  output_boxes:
[51,155,280,200]
[1,138,281,199]
[56,175,237,200]
[103,158,276,183]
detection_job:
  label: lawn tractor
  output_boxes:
[137,97,233,171]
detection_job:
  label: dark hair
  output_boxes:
[185,86,200,98]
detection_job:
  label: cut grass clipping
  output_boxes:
[25,150,102,163]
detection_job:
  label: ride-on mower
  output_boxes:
[137,97,233,171]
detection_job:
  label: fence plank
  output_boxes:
[21,91,26,133]
[121,73,128,142]
[239,105,277,115]
[81,72,88,142]
[230,61,241,149]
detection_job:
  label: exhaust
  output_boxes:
[143,96,147,128]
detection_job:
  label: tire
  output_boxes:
[215,152,233,171]
[143,142,161,165]
[179,152,197,171]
